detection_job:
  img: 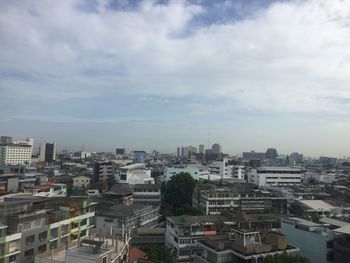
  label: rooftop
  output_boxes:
[320,217,350,228]
[167,215,227,226]
[299,200,335,211]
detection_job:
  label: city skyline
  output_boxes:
[1,0,350,156]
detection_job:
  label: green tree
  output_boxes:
[164,172,196,214]
[143,245,174,263]
[175,204,203,216]
[263,253,311,263]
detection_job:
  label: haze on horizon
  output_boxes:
[1,0,350,157]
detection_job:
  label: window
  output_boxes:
[25,235,35,246]
[102,257,107,263]
[24,249,34,257]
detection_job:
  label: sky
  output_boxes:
[1,0,350,157]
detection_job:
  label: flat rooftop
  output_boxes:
[299,200,335,211]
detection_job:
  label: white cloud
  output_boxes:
[1,0,350,115]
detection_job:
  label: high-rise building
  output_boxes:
[115,148,126,155]
[265,148,278,160]
[0,138,33,165]
[133,151,146,163]
[177,147,181,157]
[39,143,56,163]
[211,143,222,154]
[199,144,205,154]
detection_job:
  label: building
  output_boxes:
[303,172,336,184]
[211,144,222,154]
[265,148,278,160]
[177,147,181,157]
[164,165,210,181]
[199,145,205,154]
[1,198,95,263]
[72,175,91,188]
[290,152,304,165]
[298,200,337,217]
[117,163,154,184]
[165,215,227,262]
[333,225,350,263]
[192,185,287,215]
[95,203,160,231]
[194,229,298,263]
[133,151,146,164]
[116,148,126,156]
[35,231,130,263]
[0,223,21,263]
[132,184,161,205]
[281,217,334,263]
[249,167,303,187]
[39,143,56,163]
[0,142,32,166]
[92,161,115,186]
[242,151,265,160]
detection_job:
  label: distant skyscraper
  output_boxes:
[199,144,205,154]
[290,152,303,164]
[0,136,12,144]
[39,143,56,162]
[177,147,181,157]
[133,151,146,163]
[181,147,189,158]
[211,143,222,154]
[265,148,278,160]
[116,148,126,155]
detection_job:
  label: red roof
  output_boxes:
[129,247,147,261]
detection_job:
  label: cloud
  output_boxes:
[1,0,350,118]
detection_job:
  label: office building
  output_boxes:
[132,184,161,205]
[39,143,56,163]
[133,151,146,163]
[0,142,32,166]
[249,166,303,187]
[116,148,126,155]
[290,152,304,165]
[177,147,181,157]
[211,143,222,154]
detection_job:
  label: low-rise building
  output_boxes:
[117,164,154,185]
[95,203,160,231]
[194,230,298,263]
[249,167,303,187]
[132,184,161,205]
[165,215,227,262]
[0,223,21,263]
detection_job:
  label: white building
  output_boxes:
[25,183,67,197]
[208,159,245,180]
[0,143,32,165]
[249,166,303,187]
[164,164,210,181]
[117,163,154,184]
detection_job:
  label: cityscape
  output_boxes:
[1,0,350,263]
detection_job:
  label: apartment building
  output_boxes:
[0,223,21,263]
[165,215,227,262]
[1,198,95,263]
